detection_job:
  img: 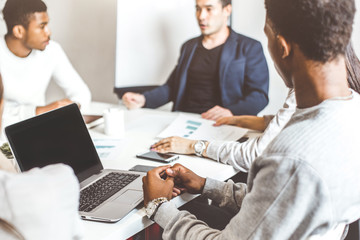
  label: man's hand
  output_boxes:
[36,99,74,115]
[122,92,146,110]
[142,165,174,207]
[150,137,196,154]
[201,105,233,121]
[165,163,206,195]
[214,116,240,126]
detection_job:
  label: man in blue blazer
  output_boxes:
[122,0,269,121]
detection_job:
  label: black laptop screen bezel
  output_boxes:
[5,103,104,182]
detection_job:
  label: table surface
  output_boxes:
[81,102,240,240]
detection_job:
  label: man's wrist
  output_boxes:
[35,106,44,115]
[199,177,207,194]
[202,141,210,158]
[190,140,197,154]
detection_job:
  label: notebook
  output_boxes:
[5,103,146,223]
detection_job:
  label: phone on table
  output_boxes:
[136,151,179,163]
[129,165,156,173]
[129,165,168,179]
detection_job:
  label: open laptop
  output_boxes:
[5,103,146,223]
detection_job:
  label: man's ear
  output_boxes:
[224,4,232,18]
[12,25,26,39]
[277,35,291,59]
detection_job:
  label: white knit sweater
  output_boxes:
[0,36,91,127]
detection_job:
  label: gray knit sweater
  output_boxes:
[154,91,360,239]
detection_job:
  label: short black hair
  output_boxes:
[2,0,47,35]
[220,0,231,7]
[265,0,355,62]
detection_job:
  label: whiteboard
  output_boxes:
[115,0,200,88]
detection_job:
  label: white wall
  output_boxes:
[353,0,360,54]
[232,0,287,115]
[0,0,359,113]
[45,0,119,104]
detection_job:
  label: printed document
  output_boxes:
[157,114,248,141]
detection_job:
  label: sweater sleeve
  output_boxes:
[51,43,91,108]
[153,157,333,240]
[206,89,296,172]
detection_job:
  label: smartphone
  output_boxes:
[129,165,156,173]
[129,165,168,179]
[136,151,179,163]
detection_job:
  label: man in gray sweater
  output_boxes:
[142,0,360,239]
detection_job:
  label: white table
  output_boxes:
[81,102,239,240]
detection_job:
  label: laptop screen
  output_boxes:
[5,104,103,182]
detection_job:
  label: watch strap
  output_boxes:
[145,197,168,219]
[194,140,207,157]
[149,201,166,221]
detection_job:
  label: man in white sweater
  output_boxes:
[0,0,91,127]
[142,0,360,239]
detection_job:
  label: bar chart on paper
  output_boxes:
[157,114,248,141]
[183,120,202,138]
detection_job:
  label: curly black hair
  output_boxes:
[265,0,355,62]
[3,0,47,35]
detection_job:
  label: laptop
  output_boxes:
[5,103,146,223]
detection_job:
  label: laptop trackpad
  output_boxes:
[114,190,143,204]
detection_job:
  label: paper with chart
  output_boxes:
[157,114,248,141]
[92,138,128,161]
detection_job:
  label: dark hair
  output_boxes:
[2,0,47,35]
[0,218,24,240]
[265,0,355,63]
[346,43,360,94]
[220,0,231,7]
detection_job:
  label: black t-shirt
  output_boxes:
[178,41,224,114]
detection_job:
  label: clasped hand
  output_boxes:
[142,164,206,207]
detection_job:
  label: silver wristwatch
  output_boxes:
[145,197,168,219]
[194,140,207,157]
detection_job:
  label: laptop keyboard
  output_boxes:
[79,172,140,212]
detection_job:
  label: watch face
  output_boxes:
[146,201,156,217]
[194,142,202,153]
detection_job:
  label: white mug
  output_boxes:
[103,108,125,138]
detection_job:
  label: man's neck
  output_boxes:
[293,54,350,109]
[202,26,230,50]
[5,34,32,58]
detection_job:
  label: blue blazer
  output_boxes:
[143,29,269,115]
